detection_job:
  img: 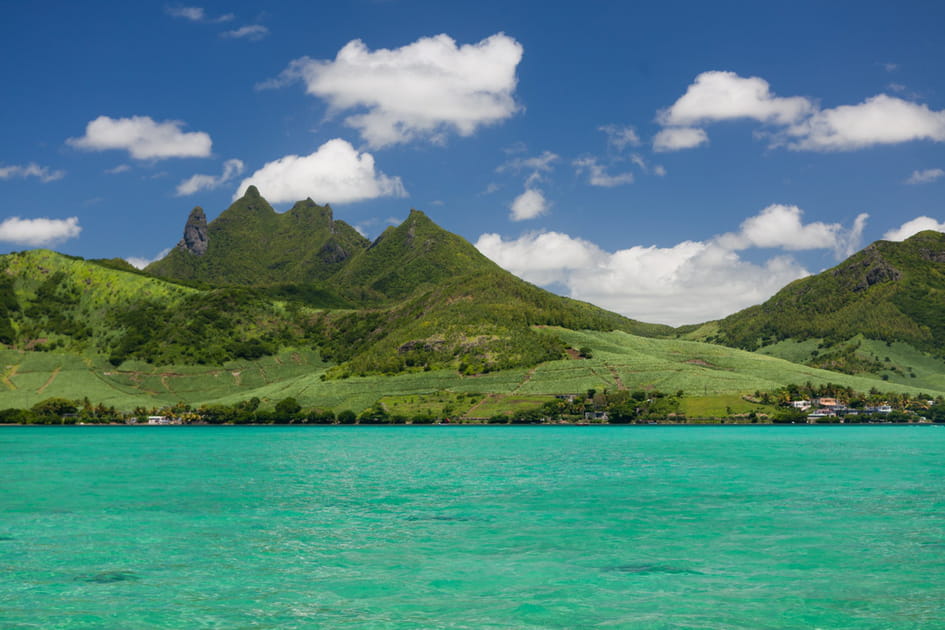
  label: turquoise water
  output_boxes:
[2,426,944,629]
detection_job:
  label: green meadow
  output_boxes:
[3,328,940,415]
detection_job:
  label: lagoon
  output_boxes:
[2,426,944,628]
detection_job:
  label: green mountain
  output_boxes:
[146,186,370,286]
[3,204,944,414]
[684,230,945,385]
[1,191,672,383]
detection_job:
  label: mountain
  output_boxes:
[3,205,944,413]
[146,186,370,286]
[685,230,945,383]
[3,191,671,380]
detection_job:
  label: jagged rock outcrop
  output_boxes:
[177,207,209,256]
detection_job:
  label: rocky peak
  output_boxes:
[177,206,209,256]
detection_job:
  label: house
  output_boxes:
[791,400,812,410]
[147,415,180,425]
[807,409,837,423]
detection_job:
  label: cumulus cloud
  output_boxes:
[233,139,406,204]
[261,33,523,148]
[476,230,808,326]
[906,168,945,184]
[787,95,945,151]
[509,188,548,221]
[221,25,269,41]
[716,204,869,259]
[68,115,212,160]
[657,71,945,153]
[126,248,171,270]
[659,71,814,127]
[573,156,634,187]
[476,204,870,325]
[177,159,245,196]
[599,124,641,151]
[883,216,945,241]
[0,163,64,183]
[653,127,708,152]
[0,217,81,247]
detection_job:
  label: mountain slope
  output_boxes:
[686,230,945,378]
[146,186,370,286]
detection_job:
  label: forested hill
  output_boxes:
[685,230,945,375]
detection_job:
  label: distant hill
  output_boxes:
[684,230,945,381]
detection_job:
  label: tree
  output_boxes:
[274,397,302,422]
[31,397,77,419]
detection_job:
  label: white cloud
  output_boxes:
[659,71,813,127]
[0,217,81,247]
[657,71,945,153]
[126,248,171,270]
[906,168,944,184]
[476,204,870,325]
[787,94,945,151]
[177,159,245,196]
[716,204,869,259]
[509,188,548,221]
[653,127,708,152]
[105,164,131,175]
[166,6,233,22]
[573,156,634,187]
[653,165,667,177]
[0,163,64,183]
[599,124,641,150]
[497,151,559,175]
[221,25,269,41]
[68,115,212,160]
[261,33,523,148]
[476,231,809,326]
[883,216,945,241]
[233,138,407,204]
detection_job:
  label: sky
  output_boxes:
[1,0,943,326]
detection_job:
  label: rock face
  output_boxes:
[177,207,209,256]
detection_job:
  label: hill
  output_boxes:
[681,230,945,383]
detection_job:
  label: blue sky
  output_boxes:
[1,0,943,325]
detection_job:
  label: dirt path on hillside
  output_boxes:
[464,394,494,418]
[607,365,628,391]
[36,366,61,395]
[2,365,19,390]
[511,367,538,394]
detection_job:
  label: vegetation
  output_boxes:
[2,191,944,414]
[689,231,945,378]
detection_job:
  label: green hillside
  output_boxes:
[146,186,370,286]
[4,190,945,417]
[3,329,936,414]
[683,230,945,378]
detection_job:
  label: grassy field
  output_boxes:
[2,327,942,414]
[760,336,945,393]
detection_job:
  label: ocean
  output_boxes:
[2,425,943,628]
